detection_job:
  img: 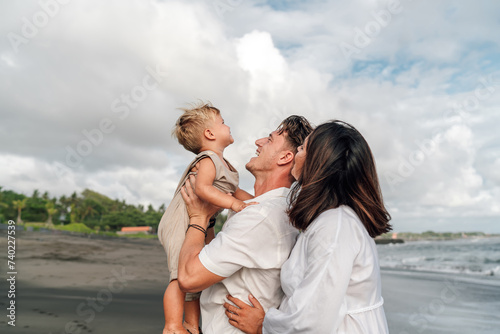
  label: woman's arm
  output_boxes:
[263,251,353,333]
[195,158,252,212]
[226,219,358,333]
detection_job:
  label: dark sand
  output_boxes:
[382,269,500,333]
[1,231,168,334]
[1,231,499,333]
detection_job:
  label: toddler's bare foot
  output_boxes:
[163,326,189,334]
[183,321,201,334]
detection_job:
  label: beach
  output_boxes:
[1,231,168,334]
[381,270,500,333]
[1,231,499,333]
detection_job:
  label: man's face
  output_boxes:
[246,130,288,174]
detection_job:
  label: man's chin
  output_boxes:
[245,159,256,172]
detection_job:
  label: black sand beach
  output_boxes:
[0,231,168,334]
[381,270,500,333]
[1,231,499,333]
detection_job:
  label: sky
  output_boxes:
[1,0,499,233]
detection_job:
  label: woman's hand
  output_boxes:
[223,294,265,334]
[180,174,220,227]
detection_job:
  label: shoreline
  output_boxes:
[381,267,500,287]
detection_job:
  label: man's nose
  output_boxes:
[255,137,266,147]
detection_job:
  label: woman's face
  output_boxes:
[291,136,308,180]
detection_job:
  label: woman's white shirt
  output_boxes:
[263,206,389,334]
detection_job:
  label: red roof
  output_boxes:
[120,226,152,232]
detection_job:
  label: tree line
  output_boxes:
[0,186,164,231]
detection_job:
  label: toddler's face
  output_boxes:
[211,114,234,146]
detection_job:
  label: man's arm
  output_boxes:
[178,175,226,293]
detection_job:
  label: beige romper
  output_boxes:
[158,150,239,300]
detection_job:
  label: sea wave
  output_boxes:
[377,237,500,280]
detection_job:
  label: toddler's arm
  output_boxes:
[194,158,251,212]
[233,188,254,201]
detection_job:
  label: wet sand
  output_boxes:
[381,269,500,333]
[0,230,168,333]
[1,231,499,333]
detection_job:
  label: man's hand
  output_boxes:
[181,174,220,227]
[223,294,265,334]
[189,161,200,174]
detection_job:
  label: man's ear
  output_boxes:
[204,128,215,140]
[277,151,294,166]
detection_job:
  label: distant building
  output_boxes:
[117,226,152,235]
[58,213,69,224]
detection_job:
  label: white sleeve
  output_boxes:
[263,217,359,333]
[199,206,286,277]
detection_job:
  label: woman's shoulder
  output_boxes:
[305,206,367,248]
[307,206,360,229]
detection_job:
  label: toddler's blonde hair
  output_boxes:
[173,101,220,154]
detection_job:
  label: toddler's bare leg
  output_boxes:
[163,280,189,334]
[183,298,201,334]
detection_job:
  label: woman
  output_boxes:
[223,120,392,333]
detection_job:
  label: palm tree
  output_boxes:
[80,203,96,221]
[45,202,57,227]
[59,194,70,217]
[32,189,40,199]
[12,198,27,224]
[69,203,78,224]
[0,187,7,209]
[70,191,78,205]
[0,187,8,223]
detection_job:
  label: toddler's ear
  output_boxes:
[204,128,216,140]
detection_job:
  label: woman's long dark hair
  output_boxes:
[288,120,392,237]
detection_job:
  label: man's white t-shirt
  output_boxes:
[198,187,298,334]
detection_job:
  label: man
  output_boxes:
[178,116,313,333]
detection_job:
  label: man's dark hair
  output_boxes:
[276,115,313,153]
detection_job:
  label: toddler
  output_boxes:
[157,102,254,334]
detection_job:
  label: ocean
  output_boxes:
[377,237,500,281]
[378,237,500,333]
